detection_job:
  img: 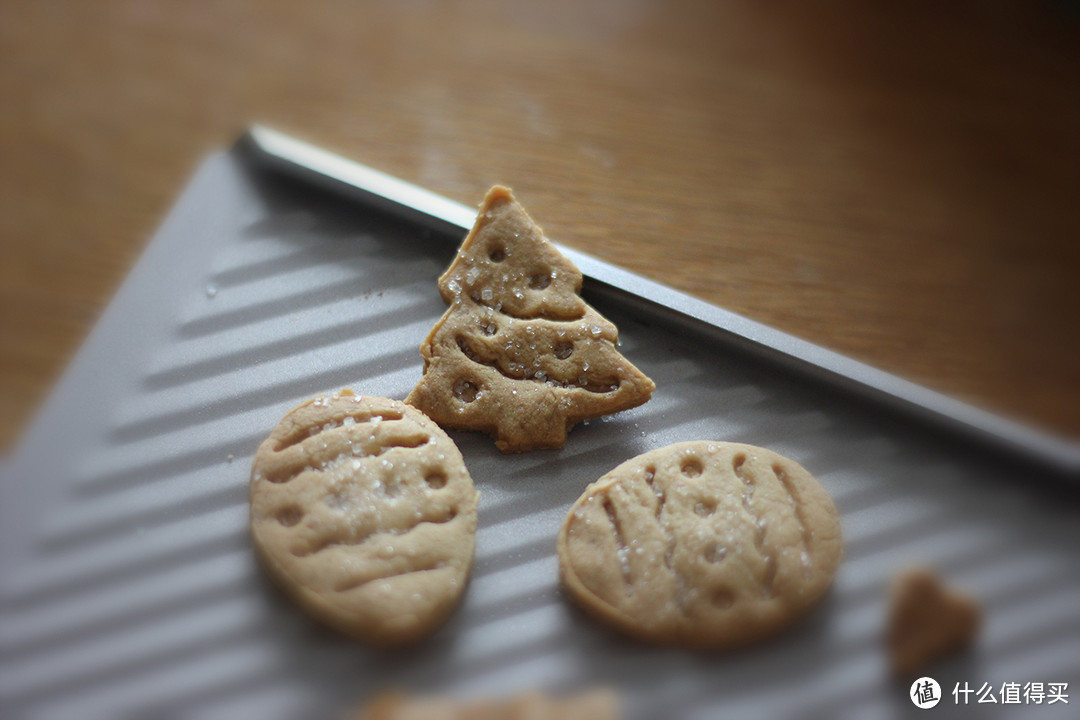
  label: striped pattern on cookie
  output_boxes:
[558,441,842,649]
[250,391,479,646]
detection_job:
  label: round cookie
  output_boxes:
[557,441,842,649]
[250,390,480,646]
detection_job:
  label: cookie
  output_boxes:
[249,390,480,646]
[558,441,842,649]
[406,185,655,453]
[355,688,618,720]
[886,567,980,676]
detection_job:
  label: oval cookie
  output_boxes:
[557,441,842,649]
[250,391,479,646]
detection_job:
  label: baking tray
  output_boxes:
[1,127,1077,719]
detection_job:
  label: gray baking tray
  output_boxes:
[1,127,1077,719]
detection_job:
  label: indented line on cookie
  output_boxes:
[602,495,633,594]
[643,466,663,519]
[267,430,432,483]
[455,335,620,393]
[292,509,460,558]
[774,462,814,577]
[333,559,448,593]
[465,290,586,322]
[647,468,688,613]
[662,526,689,613]
[274,410,405,451]
[739,466,776,598]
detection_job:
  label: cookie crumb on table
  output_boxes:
[887,566,981,677]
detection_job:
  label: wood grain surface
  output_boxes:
[2,0,1078,452]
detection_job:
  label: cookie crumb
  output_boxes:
[886,566,981,677]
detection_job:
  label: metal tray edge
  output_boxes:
[236,125,1080,479]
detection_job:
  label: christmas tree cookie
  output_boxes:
[407,186,655,452]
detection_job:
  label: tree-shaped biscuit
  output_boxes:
[407,186,655,452]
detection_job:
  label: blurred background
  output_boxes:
[2,0,1078,452]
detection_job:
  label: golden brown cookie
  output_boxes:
[250,390,479,646]
[354,688,619,720]
[558,441,842,649]
[406,185,655,453]
[886,567,981,676]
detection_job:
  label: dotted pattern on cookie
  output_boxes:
[250,390,479,646]
[558,441,842,649]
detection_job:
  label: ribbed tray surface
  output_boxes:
[1,153,1077,720]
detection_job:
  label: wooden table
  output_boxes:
[2,1,1078,452]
